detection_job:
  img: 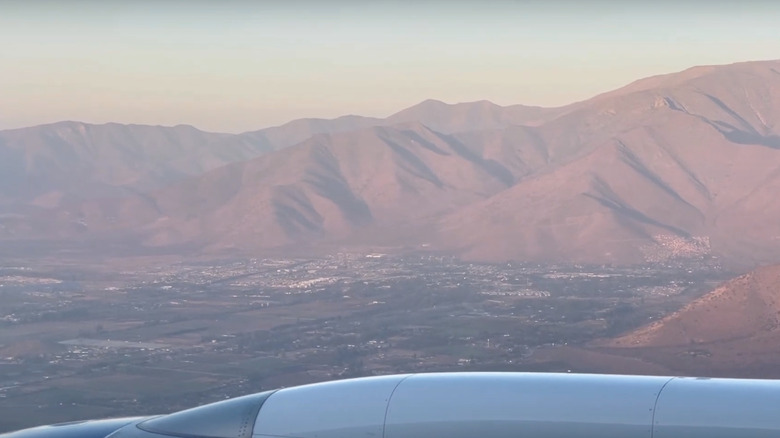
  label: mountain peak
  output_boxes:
[386,99,547,133]
[394,99,503,114]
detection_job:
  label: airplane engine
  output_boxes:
[3,372,780,438]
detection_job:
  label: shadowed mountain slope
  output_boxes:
[94,123,522,251]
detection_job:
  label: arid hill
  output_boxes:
[610,264,780,348]
[589,264,780,377]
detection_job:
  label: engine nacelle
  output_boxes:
[3,372,780,438]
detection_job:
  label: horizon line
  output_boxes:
[2,58,777,135]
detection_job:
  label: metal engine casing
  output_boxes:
[5,372,780,438]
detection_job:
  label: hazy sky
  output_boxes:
[2,0,780,133]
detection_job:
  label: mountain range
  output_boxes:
[3,59,780,265]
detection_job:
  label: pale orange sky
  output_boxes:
[2,1,780,133]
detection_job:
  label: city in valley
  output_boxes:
[6,2,780,436]
[0,253,729,432]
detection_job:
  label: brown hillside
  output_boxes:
[610,264,780,347]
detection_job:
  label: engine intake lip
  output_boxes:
[136,391,276,438]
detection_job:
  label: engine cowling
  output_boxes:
[4,372,780,438]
